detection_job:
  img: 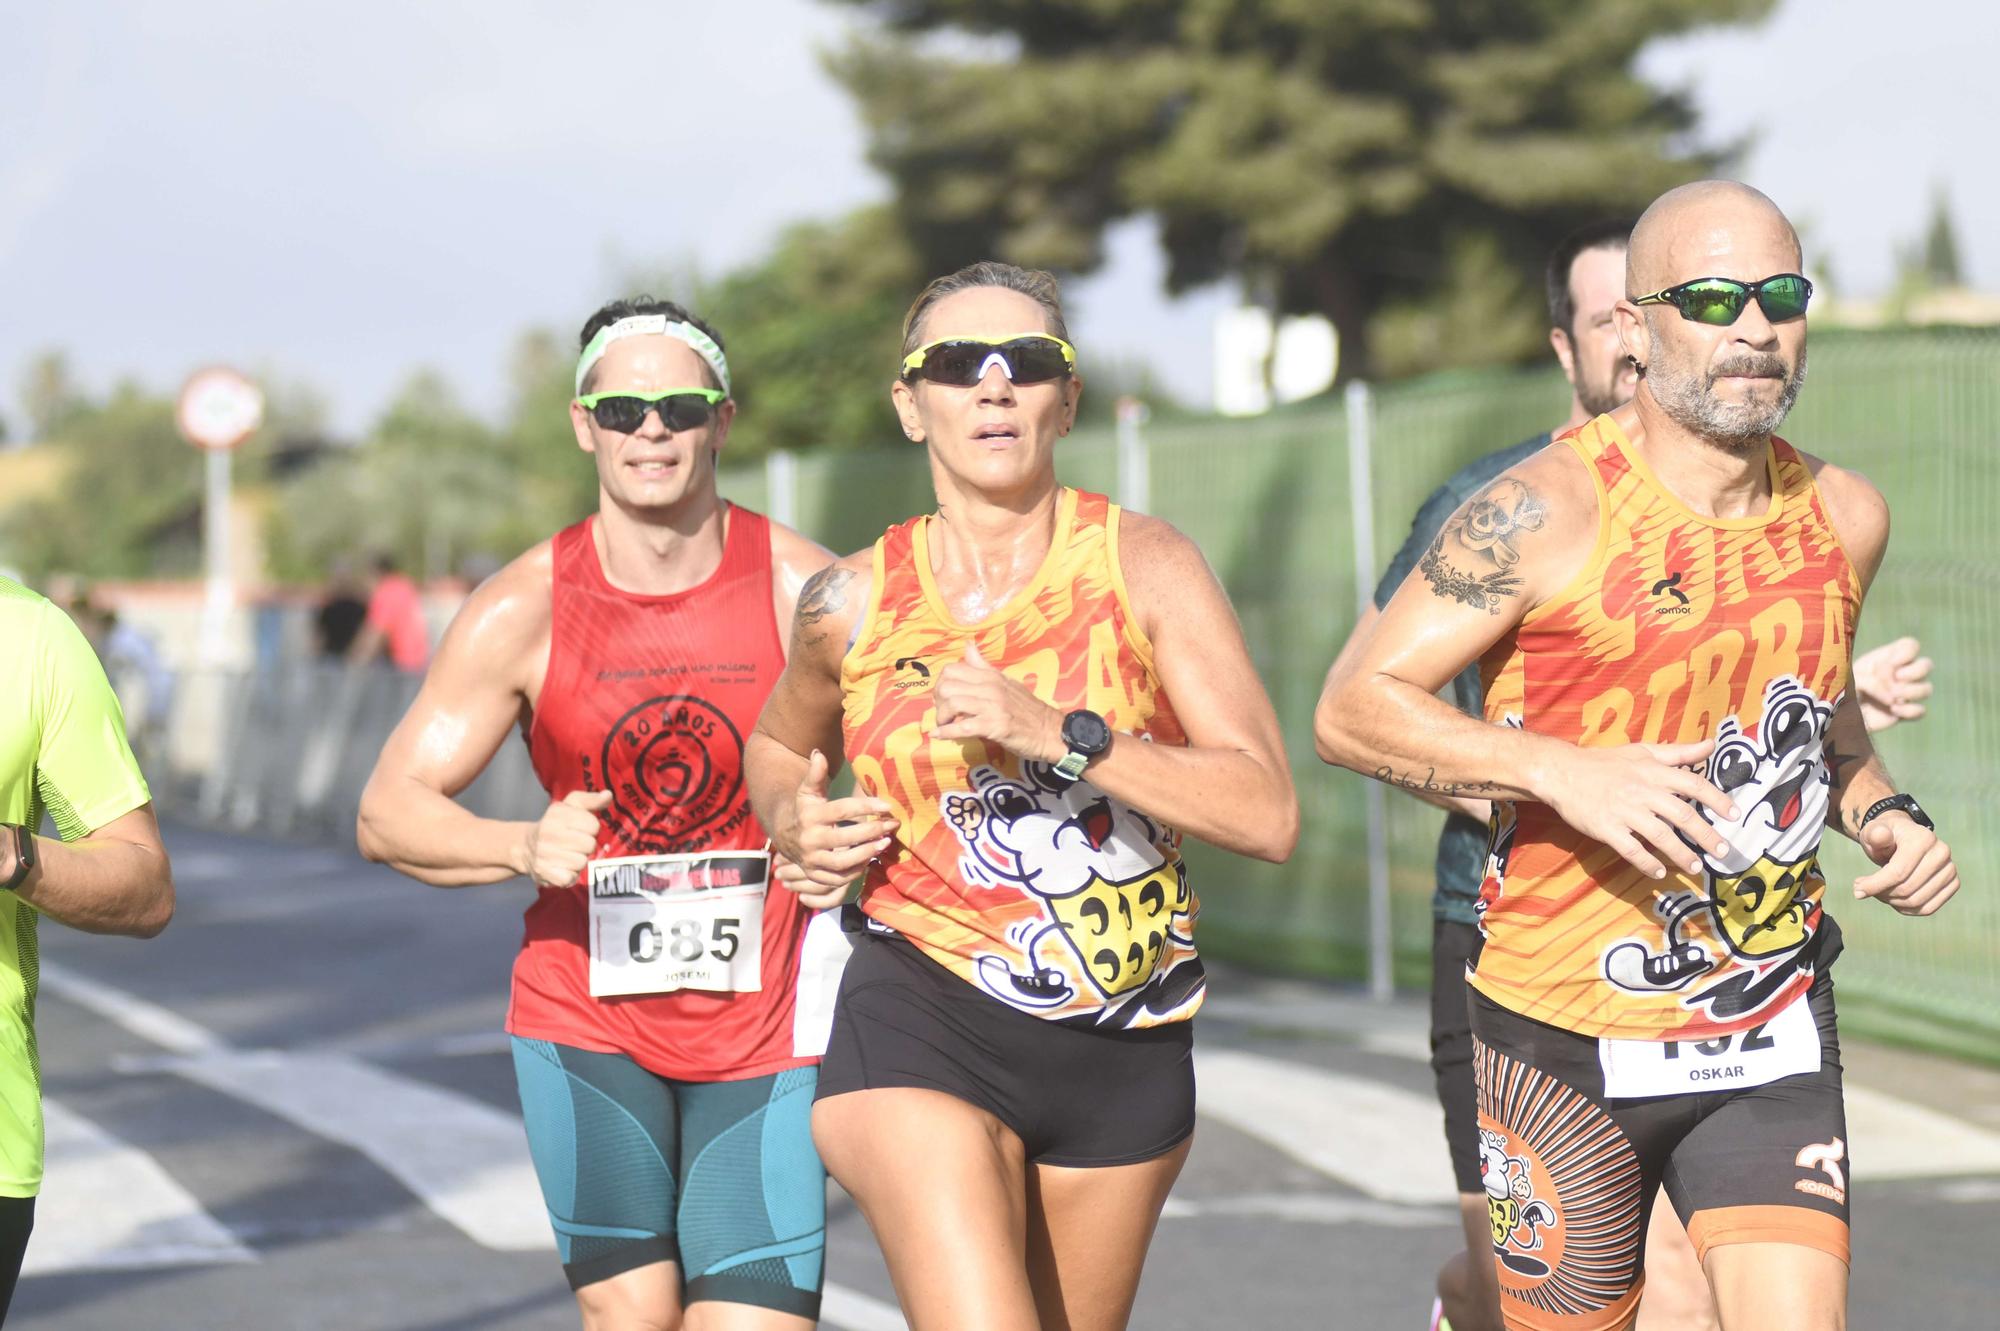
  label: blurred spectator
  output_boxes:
[348,554,430,673]
[89,601,176,768]
[314,561,370,659]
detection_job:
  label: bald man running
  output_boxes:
[1317,181,1958,1331]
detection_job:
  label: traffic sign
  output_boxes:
[176,368,264,451]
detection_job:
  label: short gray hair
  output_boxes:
[900,261,1071,357]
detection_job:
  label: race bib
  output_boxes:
[1599,990,1820,1098]
[587,851,769,998]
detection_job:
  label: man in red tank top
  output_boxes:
[359,299,838,1331]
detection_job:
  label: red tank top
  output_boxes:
[508,506,812,1081]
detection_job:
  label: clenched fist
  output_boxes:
[522,788,612,888]
[778,749,898,899]
[931,640,1065,762]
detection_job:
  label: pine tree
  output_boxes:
[823,0,1776,378]
[1922,184,1964,289]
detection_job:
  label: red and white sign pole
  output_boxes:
[176,368,263,667]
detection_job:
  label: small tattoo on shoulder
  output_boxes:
[1420,477,1547,613]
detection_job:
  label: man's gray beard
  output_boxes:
[1646,338,1807,451]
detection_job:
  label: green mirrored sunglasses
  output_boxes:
[1632,274,1813,327]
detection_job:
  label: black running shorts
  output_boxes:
[1471,971,1849,1331]
[0,1194,31,1324]
[1430,918,1485,1195]
[817,926,1196,1167]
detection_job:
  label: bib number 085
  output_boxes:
[629,917,742,965]
[586,851,769,998]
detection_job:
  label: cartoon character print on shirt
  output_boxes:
[1603,676,1833,1021]
[1480,1128,1561,1278]
[940,757,1197,1025]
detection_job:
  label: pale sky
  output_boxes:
[1,1,1993,439]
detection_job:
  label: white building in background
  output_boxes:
[1214,307,1339,416]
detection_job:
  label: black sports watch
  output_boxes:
[1052,709,1112,783]
[1859,794,1933,832]
[1,824,35,893]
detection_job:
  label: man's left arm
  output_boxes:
[1813,458,1958,916]
[5,606,173,937]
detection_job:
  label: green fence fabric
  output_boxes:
[718,328,2000,1060]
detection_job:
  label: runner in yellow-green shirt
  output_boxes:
[0,576,175,1317]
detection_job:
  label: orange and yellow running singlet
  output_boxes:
[841,488,1203,1029]
[1473,416,1861,1041]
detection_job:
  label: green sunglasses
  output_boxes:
[575,387,727,433]
[1632,273,1813,327]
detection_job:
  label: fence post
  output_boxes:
[1345,379,1394,1003]
[1115,396,1151,513]
[765,448,799,530]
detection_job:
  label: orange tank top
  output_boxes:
[1471,416,1861,1041]
[840,488,1202,1029]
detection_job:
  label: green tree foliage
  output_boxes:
[266,370,572,583]
[5,382,202,577]
[693,206,922,458]
[823,0,1774,378]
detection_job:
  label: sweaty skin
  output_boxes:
[1318,179,1956,1331]
[745,281,1298,1331]
[355,330,832,1331]
[1318,184,1953,913]
[356,332,832,889]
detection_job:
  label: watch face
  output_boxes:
[1063,709,1112,756]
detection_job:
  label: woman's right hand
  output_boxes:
[521,789,613,888]
[784,749,898,894]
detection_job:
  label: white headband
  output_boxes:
[574,314,732,396]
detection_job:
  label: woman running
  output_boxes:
[745,261,1299,1331]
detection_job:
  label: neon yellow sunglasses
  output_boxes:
[574,387,726,433]
[900,333,1077,386]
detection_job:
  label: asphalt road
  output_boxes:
[12,820,2000,1330]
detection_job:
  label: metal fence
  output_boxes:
[181,327,2000,1058]
[736,327,2000,1058]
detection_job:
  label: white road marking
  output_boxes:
[177,1050,554,1251]
[41,961,224,1056]
[1194,1048,1457,1205]
[27,1098,256,1274]
[43,961,548,1251]
[37,961,905,1328]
